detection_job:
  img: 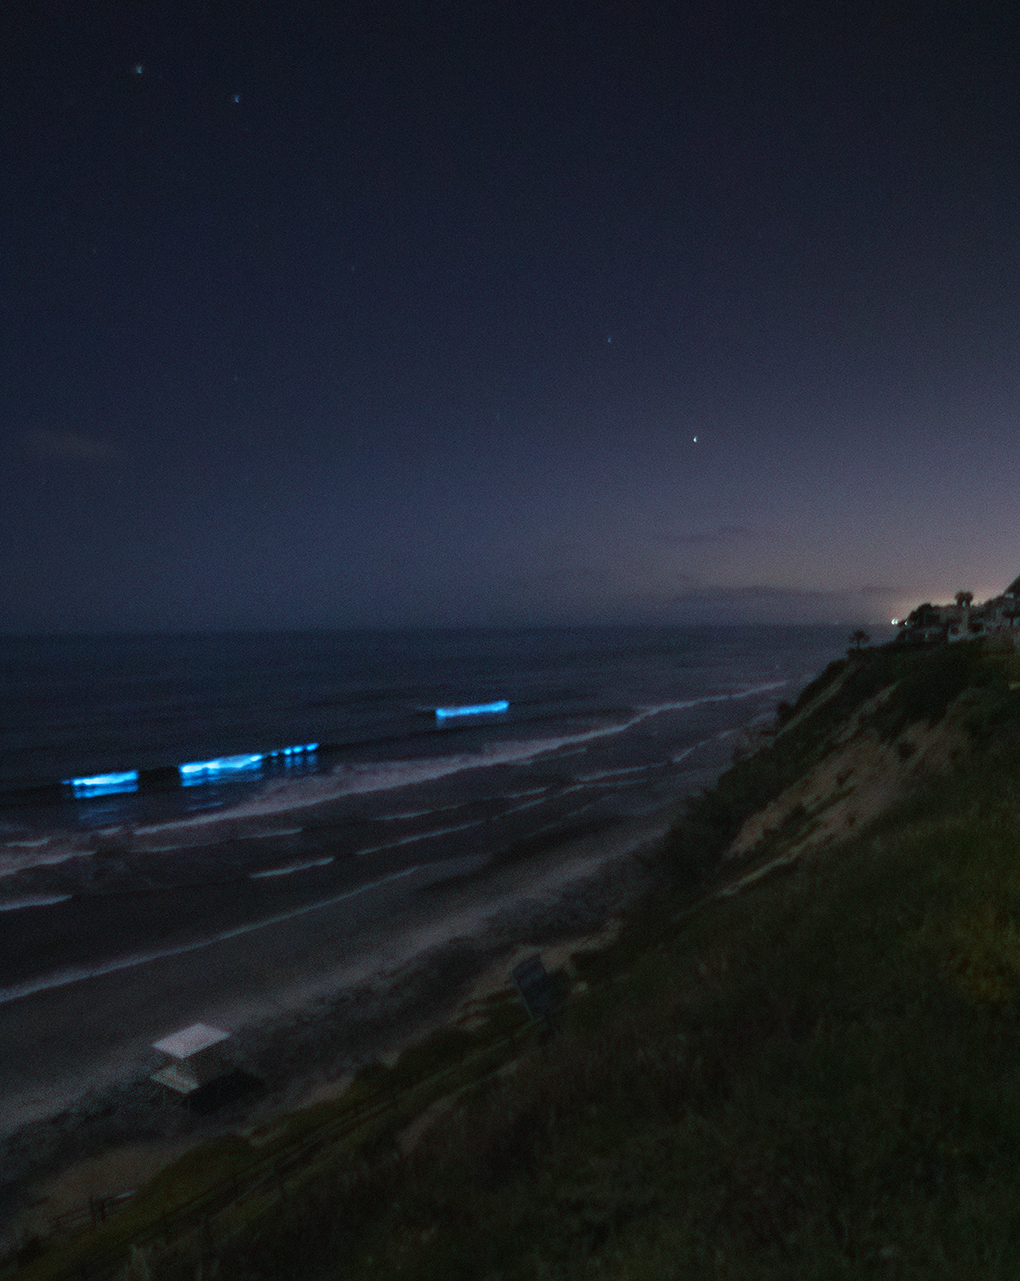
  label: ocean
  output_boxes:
[0,625,878,999]
[0,625,882,1136]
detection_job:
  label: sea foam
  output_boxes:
[128,682,787,840]
[0,894,73,912]
[250,857,334,879]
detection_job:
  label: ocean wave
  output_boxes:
[354,817,488,856]
[521,801,599,841]
[128,827,303,854]
[0,681,788,874]
[376,802,470,822]
[0,893,73,912]
[129,681,786,838]
[0,843,95,878]
[504,795,550,813]
[574,763,651,782]
[238,828,304,840]
[133,838,224,853]
[250,856,333,879]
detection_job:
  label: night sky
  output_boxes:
[5,1,1019,632]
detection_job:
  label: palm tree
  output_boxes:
[849,629,870,652]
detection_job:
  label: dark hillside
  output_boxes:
[11,639,1020,1281]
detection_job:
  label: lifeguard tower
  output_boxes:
[150,1023,231,1096]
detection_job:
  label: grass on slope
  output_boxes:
[84,642,1020,1278]
[143,728,1020,1273]
[666,638,1020,886]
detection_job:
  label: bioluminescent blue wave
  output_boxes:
[64,771,139,797]
[178,745,317,786]
[435,701,509,719]
[179,754,264,784]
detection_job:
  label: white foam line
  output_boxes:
[574,764,649,782]
[504,795,549,813]
[90,680,792,845]
[239,828,303,840]
[135,841,222,853]
[5,839,51,848]
[355,817,488,856]
[250,857,333,879]
[525,802,599,840]
[0,850,95,875]
[0,894,73,912]
[634,681,788,719]
[0,865,422,1007]
[377,802,469,822]
[503,787,548,799]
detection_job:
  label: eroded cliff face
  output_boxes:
[719,653,1003,877]
[726,707,956,865]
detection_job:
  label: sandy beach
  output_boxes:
[0,800,688,1247]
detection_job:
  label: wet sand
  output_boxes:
[0,800,690,1245]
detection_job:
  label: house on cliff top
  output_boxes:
[896,576,1020,647]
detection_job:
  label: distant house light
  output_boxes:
[179,753,264,785]
[435,701,509,719]
[64,770,139,797]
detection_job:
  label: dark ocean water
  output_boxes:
[0,626,883,1005]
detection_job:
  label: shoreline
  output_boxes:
[0,800,689,1246]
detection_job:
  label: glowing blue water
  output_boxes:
[0,625,891,844]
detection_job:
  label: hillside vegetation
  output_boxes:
[20,638,1020,1280]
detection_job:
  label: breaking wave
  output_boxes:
[130,682,786,837]
[0,682,787,878]
[250,857,334,879]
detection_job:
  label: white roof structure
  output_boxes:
[152,1023,229,1060]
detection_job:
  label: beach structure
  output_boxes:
[150,1023,232,1096]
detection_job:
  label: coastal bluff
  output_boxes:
[9,636,1020,1280]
